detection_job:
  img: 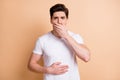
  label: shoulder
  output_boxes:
[68,30,82,37]
[35,32,52,46]
[68,30,84,44]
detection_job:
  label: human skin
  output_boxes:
[28,11,90,75]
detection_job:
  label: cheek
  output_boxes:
[51,20,57,24]
[63,20,67,25]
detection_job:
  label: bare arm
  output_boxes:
[28,54,69,74]
[62,35,90,62]
[28,54,47,73]
[52,23,90,62]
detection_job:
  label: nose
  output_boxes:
[57,18,62,24]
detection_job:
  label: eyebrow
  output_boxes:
[53,16,66,18]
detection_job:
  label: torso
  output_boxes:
[39,31,80,80]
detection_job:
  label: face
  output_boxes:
[51,11,68,26]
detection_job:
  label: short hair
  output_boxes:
[50,3,69,19]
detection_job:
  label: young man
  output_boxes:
[28,3,90,80]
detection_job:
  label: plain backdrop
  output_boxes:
[0,0,120,80]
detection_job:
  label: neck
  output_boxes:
[51,30,60,38]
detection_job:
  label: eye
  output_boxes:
[61,17,65,19]
[53,17,58,20]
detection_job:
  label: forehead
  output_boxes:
[53,11,66,17]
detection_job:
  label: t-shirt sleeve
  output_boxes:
[73,34,84,44]
[33,38,43,55]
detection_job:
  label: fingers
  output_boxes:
[53,62,61,65]
[58,65,69,69]
[56,69,68,74]
[50,62,69,75]
[53,23,64,28]
[52,62,69,68]
[58,66,68,73]
[53,24,65,32]
[57,66,68,74]
[52,62,68,68]
[54,67,68,75]
[54,23,62,26]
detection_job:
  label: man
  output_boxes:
[28,3,90,80]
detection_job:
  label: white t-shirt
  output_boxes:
[33,31,84,80]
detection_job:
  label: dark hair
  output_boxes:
[50,3,69,18]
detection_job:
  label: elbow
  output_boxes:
[28,62,33,71]
[28,63,31,70]
[84,56,90,62]
[83,52,91,62]
[79,54,90,62]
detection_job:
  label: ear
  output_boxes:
[65,18,68,25]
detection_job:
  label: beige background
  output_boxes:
[0,0,120,80]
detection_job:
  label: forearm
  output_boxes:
[51,23,90,62]
[63,35,90,62]
[28,62,47,73]
[28,62,69,75]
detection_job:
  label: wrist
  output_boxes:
[43,67,51,74]
[42,67,49,74]
[62,34,70,40]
